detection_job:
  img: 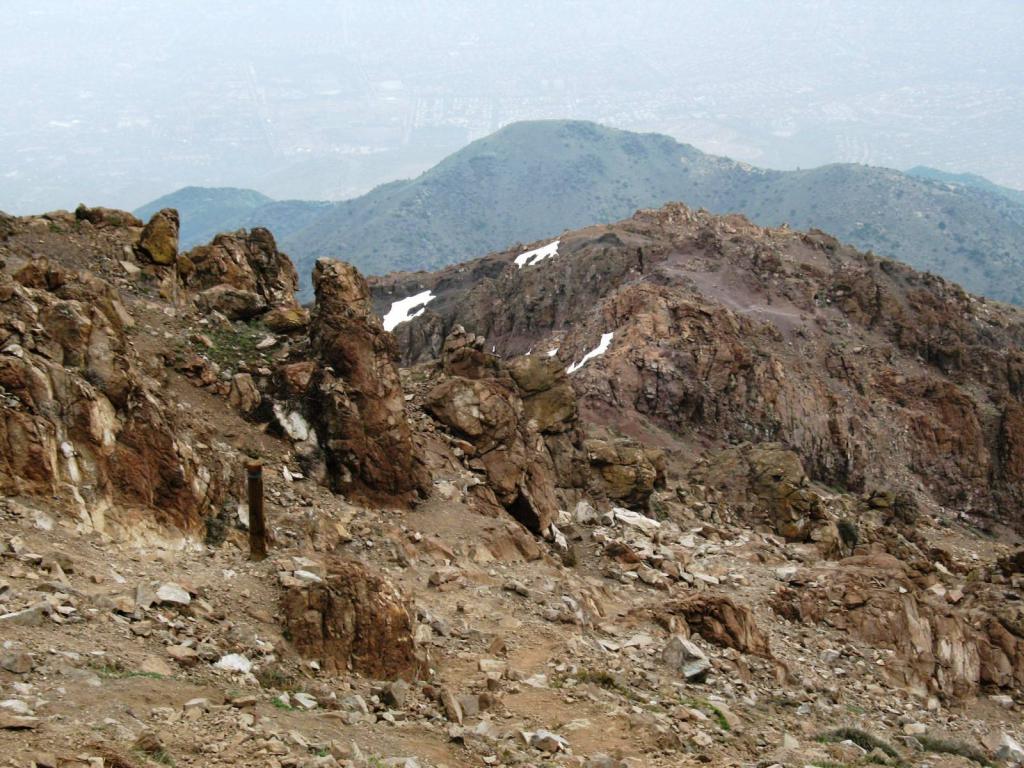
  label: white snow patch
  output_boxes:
[514,240,559,268]
[567,332,613,374]
[273,404,313,442]
[546,347,559,358]
[214,653,253,674]
[382,290,436,332]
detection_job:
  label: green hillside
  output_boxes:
[133,186,329,250]
[906,166,1024,207]
[137,121,1024,305]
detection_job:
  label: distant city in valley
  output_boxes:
[1,0,1022,214]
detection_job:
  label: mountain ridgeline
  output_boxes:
[136,120,1024,305]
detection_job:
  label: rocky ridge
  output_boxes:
[0,204,1023,768]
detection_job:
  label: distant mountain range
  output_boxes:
[136,120,1024,305]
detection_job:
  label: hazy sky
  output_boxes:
[2,0,1022,213]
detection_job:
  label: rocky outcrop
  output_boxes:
[372,203,1024,528]
[280,558,424,679]
[0,258,232,533]
[300,259,428,503]
[664,593,772,658]
[585,436,664,509]
[134,208,179,266]
[423,327,584,532]
[74,204,142,229]
[182,228,304,323]
[691,443,837,543]
[772,553,1024,698]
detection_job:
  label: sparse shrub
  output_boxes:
[256,664,295,691]
[837,518,859,550]
[204,504,232,547]
[917,735,993,767]
[817,727,899,759]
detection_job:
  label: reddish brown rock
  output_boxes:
[0,260,232,534]
[305,259,428,503]
[182,228,299,320]
[280,558,424,679]
[424,330,569,533]
[371,202,1024,528]
[665,592,772,658]
[772,554,1024,698]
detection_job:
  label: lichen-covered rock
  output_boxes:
[585,436,664,509]
[263,306,309,333]
[135,208,179,265]
[280,558,424,679]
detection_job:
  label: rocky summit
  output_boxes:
[1,202,1024,768]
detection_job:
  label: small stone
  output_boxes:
[155,583,191,606]
[214,653,253,673]
[573,501,598,525]
[0,652,33,674]
[440,688,463,724]
[139,656,173,677]
[293,692,318,709]
[902,722,927,735]
[530,729,569,753]
[662,635,710,682]
[167,645,199,666]
[0,603,49,626]
[383,679,410,709]
[0,699,31,715]
[134,729,167,761]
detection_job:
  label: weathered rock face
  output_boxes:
[585,436,665,509]
[299,259,428,503]
[0,258,231,533]
[772,553,1024,698]
[74,204,142,229]
[135,208,179,266]
[182,228,304,323]
[664,593,772,658]
[692,443,835,542]
[423,327,583,532]
[372,203,1024,528]
[0,211,14,241]
[280,558,424,679]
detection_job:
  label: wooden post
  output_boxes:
[247,461,267,561]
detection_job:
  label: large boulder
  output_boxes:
[280,558,424,679]
[301,259,429,503]
[424,330,569,533]
[664,592,772,657]
[585,435,664,509]
[135,208,179,265]
[181,228,302,322]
